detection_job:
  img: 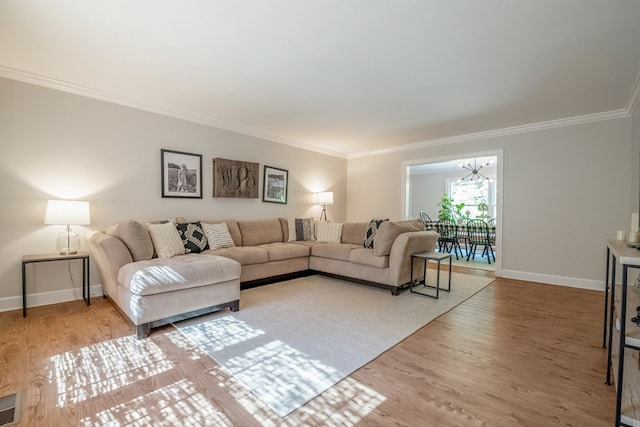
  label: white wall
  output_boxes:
[348,118,632,289]
[0,78,346,308]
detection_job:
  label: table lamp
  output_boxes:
[44,200,91,255]
[316,191,333,222]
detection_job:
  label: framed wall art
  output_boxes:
[212,158,259,198]
[262,165,288,204]
[161,149,203,198]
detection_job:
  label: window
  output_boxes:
[447,178,496,220]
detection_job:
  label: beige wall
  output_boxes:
[0,78,346,308]
[347,118,632,288]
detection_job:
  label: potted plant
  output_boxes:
[437,194,454,221]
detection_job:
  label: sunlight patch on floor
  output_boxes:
[47,335,173,407]
[79,378,232,426]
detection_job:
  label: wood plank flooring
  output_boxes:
[0,273,615,426]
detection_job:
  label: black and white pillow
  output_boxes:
[364,219,388,248]
[176,221,209,253]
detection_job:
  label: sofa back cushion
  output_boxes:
[106,220,154,261]
[341,222,367,245]
[373,221,422,256]
[237,218,284,246]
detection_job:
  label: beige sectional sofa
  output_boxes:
[88,217,439,338]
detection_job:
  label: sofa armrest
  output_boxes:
[388,231,439,285]
[87,231,134,297]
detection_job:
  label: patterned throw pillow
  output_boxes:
[202,222,235,250]
[287,217,314,241]
[176,221,209,253]
[364,218,388,248]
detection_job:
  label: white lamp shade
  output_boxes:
[316,191,334,205]
[45,200,91,225]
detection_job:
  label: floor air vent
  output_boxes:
[0,393,19,426]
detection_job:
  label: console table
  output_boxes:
[22,252,90,317]
[603,240,640,426]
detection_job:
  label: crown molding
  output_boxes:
[1,65,634,161]
[0,65,347,159]
[348,109,630,159]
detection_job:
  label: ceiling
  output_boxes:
[1,1,640,158]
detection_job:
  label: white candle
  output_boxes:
[632,213,639,233]
[617,230,627,240]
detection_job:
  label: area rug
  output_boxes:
[174,272,494,417]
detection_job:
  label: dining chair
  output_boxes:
[419,211,436,230]
[436,219,464,259]
[466,219,495,264]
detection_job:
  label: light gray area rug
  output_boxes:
[174,272,494,417]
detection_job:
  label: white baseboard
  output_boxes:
[499,269,604,291]
[0,284,104,313]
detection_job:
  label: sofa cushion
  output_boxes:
[315,222,343,243]
[260,242,310,262]
[373,221,422,256]
[341,222,367,245]
[202,222,235,250]
[118,254,241,296]
[349,248,389,268]
[287,217,315,241]
[176,221,209,254]
[106,220,154,261]
[147,221,185,258]
[207,246,269,265]
[311,243,360,261]
[238,218,284,246]
[364,219,388,248]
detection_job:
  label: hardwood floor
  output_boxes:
[1,274,614,426]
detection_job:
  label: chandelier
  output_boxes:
[459,159,494,182]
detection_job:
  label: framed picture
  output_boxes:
[262,165,288,204]
[161,149,203,198]
[212,158,259,198]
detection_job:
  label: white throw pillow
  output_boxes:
[147,221,185,258]
[202,222,235,250]
[315,222,343,243]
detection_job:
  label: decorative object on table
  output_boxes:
[44,199,91,255]
[316,191,333,221]
[212,158,259,198]
[633,274,640,294]
[630,231,640,244]
[458,158,494,182]
[262,165,288,204]
[631,306,640,327]
[477,199,490,220]
[632,213,639,233]
[617,230,628,240]
[161,149,202,198]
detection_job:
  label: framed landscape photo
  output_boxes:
[262,165,288,204]
[161,149,203,198]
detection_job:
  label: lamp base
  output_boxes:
[57,229,80,255]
